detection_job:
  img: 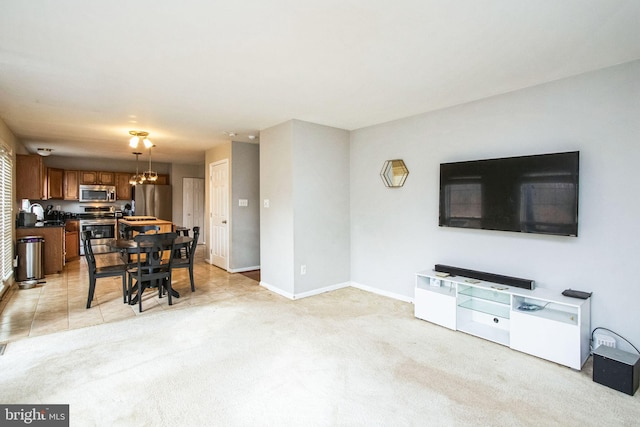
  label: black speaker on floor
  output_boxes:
[593,345,640,396]
[434,264,535,290]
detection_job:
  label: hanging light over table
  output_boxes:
[144,144,158,182]
[129,152,146,185]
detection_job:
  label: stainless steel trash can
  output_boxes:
[16,236,45,288]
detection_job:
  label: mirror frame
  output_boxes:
[380,159,409,187]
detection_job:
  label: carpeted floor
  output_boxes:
[1,286,639,426]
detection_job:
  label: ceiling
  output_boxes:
[1,1,639,164]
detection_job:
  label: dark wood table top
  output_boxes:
[108,236,193,252]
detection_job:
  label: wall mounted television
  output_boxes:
[439,151,579,237]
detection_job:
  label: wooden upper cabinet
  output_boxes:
[64,170,79,200]
[80,171,115,185]
[47,168,64,199]
[115,172,133,200]
[16,154,47,200]
[155,174,170,185]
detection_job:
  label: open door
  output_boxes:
[209,160,229,269]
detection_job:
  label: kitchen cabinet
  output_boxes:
[80,171,115,185]
[65,220,80,261]
[64,170,79,200]
[16,226,65,274]
[47,168,64,199]
[16,155,47,200]
[115,172,133,200]
[154,174,170,185]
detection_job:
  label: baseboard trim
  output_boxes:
[259,281,351,300]
[229,265,260,273]
[350,281,414,303]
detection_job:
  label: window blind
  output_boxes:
[0,142,13,281]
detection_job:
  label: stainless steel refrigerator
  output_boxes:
[132,184,172,221]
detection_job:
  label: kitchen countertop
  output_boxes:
[119,218,173,226]
[17,223,66,229]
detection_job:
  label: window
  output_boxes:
[1,142,13,281]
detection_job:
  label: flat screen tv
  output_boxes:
[439,151,579,236]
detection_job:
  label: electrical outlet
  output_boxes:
[263,199,270,208]
[301,265,306,275]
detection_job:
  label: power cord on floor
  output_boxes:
[590,327,640,355]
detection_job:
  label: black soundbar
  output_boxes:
[434,264,535,290]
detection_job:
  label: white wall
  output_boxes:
[292,120,350,295]
[230,141,260,271]
[260,120,350,298]
[350,60,640,351]
[260,121,295,295]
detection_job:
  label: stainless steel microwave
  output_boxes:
[79,185,116,202]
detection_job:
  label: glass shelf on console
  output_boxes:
[457,284,510,305]
[512,296,579,326]
[458,298,511,319]
[457,284,510,319]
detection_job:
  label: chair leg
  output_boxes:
[189,267,195,292]
[166,275,173,306]
[86,277,96,309]
[121,274,127,304]
[127,275,133,305]
[138,280,144,312]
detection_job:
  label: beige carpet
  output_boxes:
[1,287,638,426]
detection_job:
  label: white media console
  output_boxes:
[415,270,591,370]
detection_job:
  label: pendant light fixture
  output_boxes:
[129,152,145,185]
[144,145,158,182]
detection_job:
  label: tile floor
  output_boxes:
[0,246,260,342]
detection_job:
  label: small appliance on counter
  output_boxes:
[17,212,37,227]
[18,199,45,226]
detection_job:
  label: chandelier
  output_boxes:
[127,131,158,184]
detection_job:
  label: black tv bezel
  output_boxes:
[438,151,579,237]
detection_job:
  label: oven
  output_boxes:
[79,219,117,254]
[78,206,120,255]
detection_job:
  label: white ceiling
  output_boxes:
[1,1,639,164]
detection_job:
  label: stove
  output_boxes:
[78,206,121,254]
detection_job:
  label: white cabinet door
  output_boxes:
[415,286,457,330]
[511,311,581,369]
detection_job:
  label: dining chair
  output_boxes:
[171,226,200,292]
[82,230,127,309]
[127,232,177,312]
[124,224,160,239]
[121,224,161,263]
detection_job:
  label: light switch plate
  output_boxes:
[263,199,270,208]
[239,199,248,207]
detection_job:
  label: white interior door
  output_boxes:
[183,177,205,242]
[209,160,229,269]
[183,178,194,230]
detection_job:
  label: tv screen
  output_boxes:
[439,151,579,236]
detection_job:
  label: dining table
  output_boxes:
[108,235,194,303]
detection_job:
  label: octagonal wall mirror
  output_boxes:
[380,159,409,187]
